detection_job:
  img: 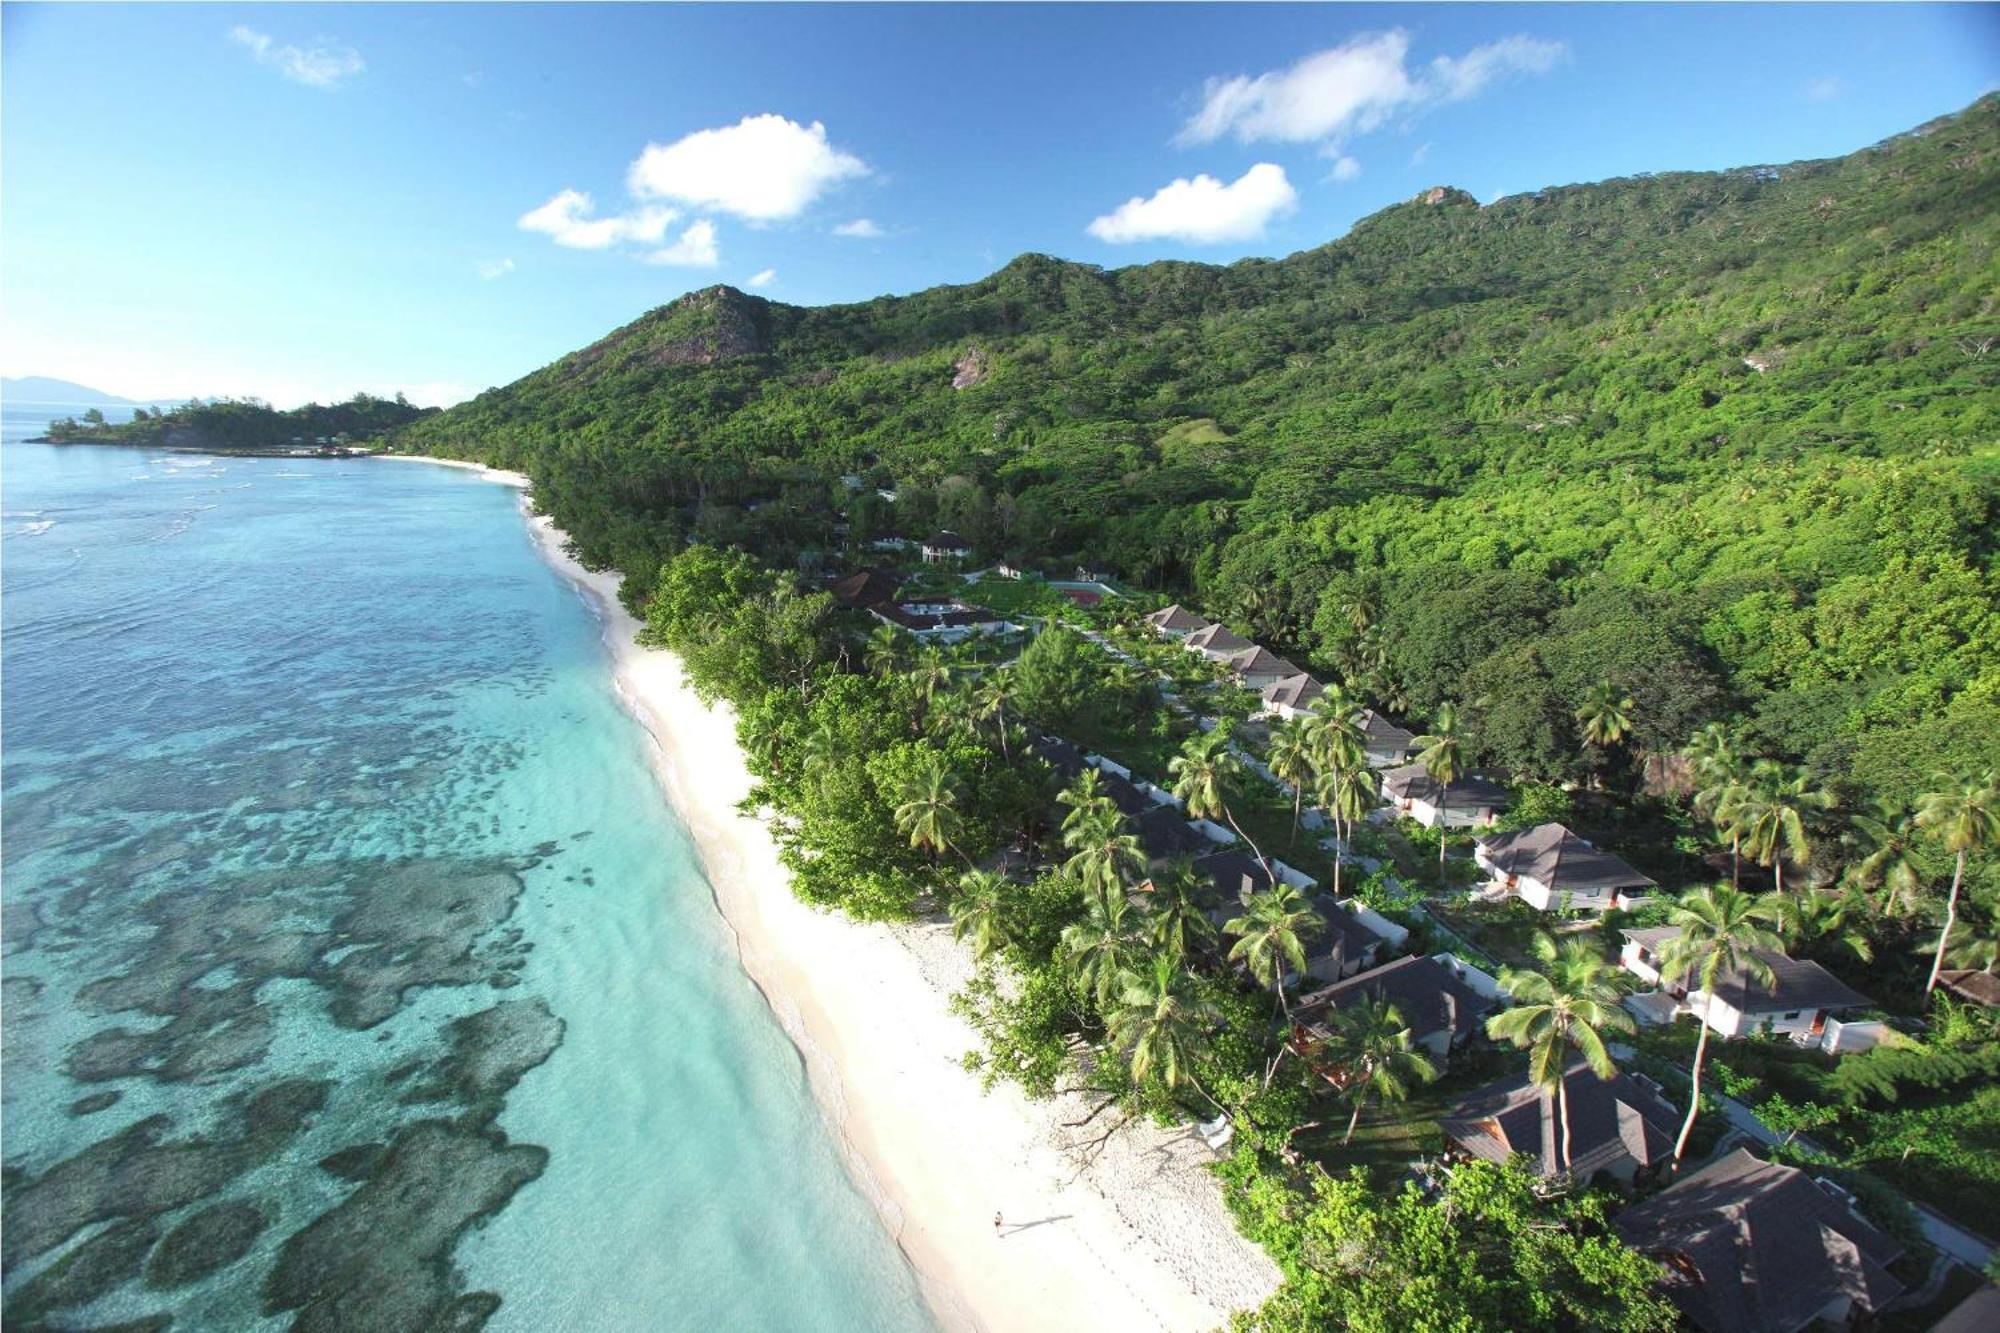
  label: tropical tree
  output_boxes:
[1225,883,1324,1017]
[863,623,904,679]
[950,869,1011,961]
[1144,858,1215,962]
[1058,768,1117,836]
[906,644,954,732]
[1658,885,1786,1160]
[1774,884,1876,965]
[1845,800,1924,916]
[1315,758,1380,899]
[1687,726,1751,887]
[1488,934,1636,1172]
[1728,761,1835,895]
[1062,808,1145,897]
[1413,702,1465,868]
[972,668,1016,759]
[1321,998,1439,1145]
[1575,681,1636,783]
[1061,883,1149,1011]
[893,753,964,864]
[1306,683,1366,774]
[1916,772,2000,995]
[1107,951,1217,1093]
[1170,724,1273,882]
[1266,719,1319,847]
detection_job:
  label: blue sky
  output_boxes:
[3,3,1994,406]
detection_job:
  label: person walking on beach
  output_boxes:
[993,1211,1003,1236]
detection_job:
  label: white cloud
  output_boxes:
[518,190,678,250]
[627,114,867,222]
[833,218,884,238]
[1087,163,1297,244]
[1410,141,1433,165]
[642,220,720,267]
[1178,29,1564,147]
[1329,155,1362,183]
[745,268,777,288]
[477,258,515,280]
[1804,76,1844,101]
[228,26,364,89]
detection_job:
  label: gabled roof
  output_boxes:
[1185,623,1253,655]
[922,529,969,549]
[1382,763,1512,811]
[1027,734,1087,780]
[1192,849,1275,912]
[1298,955,1497,1048]
[1442,1062,1677,1178]
[1099,773,1152,817]
[1476,823,1656,896]
[1302,894,1385,974]
[1938,970,2000,1008]
[1262,673,1323,711]
[870,602,999,631]
[826,567,901,608]
[1620,929,1872,1014]
[1614,1148,1904,1333]
[1357,709,1416,750]
[1147,603,1211,633]
[1225,646,1301,679]
[1131,804,1205,861]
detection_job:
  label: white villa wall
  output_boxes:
[1435,953,1508,1002]
[1085,754,1133,780]
[1822,1018,1889,1054]
[1345,902,1409,948]
[1189,819,1235,845]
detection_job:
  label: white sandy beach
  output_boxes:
[377,454,1279,1331]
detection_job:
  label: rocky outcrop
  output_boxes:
[952,344,991,389]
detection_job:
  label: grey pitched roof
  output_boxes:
[1099,773,1152,817]
[1614,1148,1904,1333]
[827,566,902,608]
[1442,1063,1677,1178]
[1225,646,1300,678]
[1357,709,1416,750]
[1620,929,1872,1014]
[1192,849,1275,915]
[923,529,969,549]
[1027,734,1087,780]
[1186,623,1253,655]
[1262,673,1323,711]
[1301,894,1385,979]
[1477,823,1656,896]
[1382,763,1512,811]
[1147,603,1211,633]
[1130,804,1204,861]
[1939,970,2000,1008]
[1299,955,1497,1047]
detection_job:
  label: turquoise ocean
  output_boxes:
[0,408,933,1331]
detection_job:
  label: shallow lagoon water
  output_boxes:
[1,415,932,1331]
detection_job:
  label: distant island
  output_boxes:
[36,393,436,455]
[3,374,142,406]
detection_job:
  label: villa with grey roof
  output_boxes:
[1442,1062,1679,1183]
[1474,822,1656,913]
[1620,926,1883,1051]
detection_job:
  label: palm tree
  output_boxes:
[1315,758,1380,900]
[1774,884,1876,965]
[972,668,1016,759]
[863,624,904,679]
[1687,728,1752,887]
[1488,934,1636,1173]
[1107,952,1217,1092]
[1916,772,2000,994]
[1063,808,1145,897]
[1058,768,1117,836]
[907,645,954,732]
[1321,998,1439,1146]
[1143,859,1215,962]
[1061,883,1149,1011]
[1266,719,1319,847]
[1730,761,1835,895]
[1413,702,1465,868]
[1306,684,1366,774]
[1576,680,1636,777]
[1846,800,1924,917]
[1225,883,1324,1017]
[950,869,1011,961]
[893,754,964,864]
[1169,724,1274,883]
[1658,884,1786,1160]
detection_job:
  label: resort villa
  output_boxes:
[1299,893,1391,983]
[1295,953,1503,1060]
[1473,823,1656,913]
[1380,763,1512,829]
[1224,646,1303,692]
[1184,622,1254,661]
[920,530,971,564]
[1613,1149,1906,1333]
[1357,709,1417,768]
[1442,1061,1680,1183]
[1618,926,1884,1052]
[1259,673,1323,721]
[1144,603,1211,637]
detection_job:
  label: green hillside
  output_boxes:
[398,96,1999,804]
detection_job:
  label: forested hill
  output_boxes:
[397,95,1999,797]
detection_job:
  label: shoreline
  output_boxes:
[393,450,1280,1331]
